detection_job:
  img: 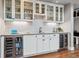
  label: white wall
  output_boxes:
[0,0,6,35]
[60,3,74,50]
[5,20,57,34]
[74,18,79,32]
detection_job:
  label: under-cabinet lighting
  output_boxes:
[12,21,29,25]
[47,23,57,26]
[56,0,59,3]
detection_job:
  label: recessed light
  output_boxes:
[56,1,59,3]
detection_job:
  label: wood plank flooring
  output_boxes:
[31,49,79,58]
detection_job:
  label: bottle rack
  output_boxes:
[59,34,68,49]
[4,36,23,58]
[4,37,14,58]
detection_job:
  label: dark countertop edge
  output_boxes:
[0,32,71,36]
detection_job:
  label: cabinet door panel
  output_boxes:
[53,34,59,50]
[42,35,50,52]
[49,34,59,51]
[37,38,43,53]
[23,35,37,56]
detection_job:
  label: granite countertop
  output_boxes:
[1,32,70,36]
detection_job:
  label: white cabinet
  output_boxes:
[55,5,64,23]
[37,35,43,53]
[23,34,59,57]
[4,0,12,19]
[34,2,46,20]
[23,35,37,56]
[49,34,59,51]
[34,2,46,15]
[37,35,50,53]
[4,0,64,23]
[24,1,33,20]
[4,0,22,20]
[47,5,55,21]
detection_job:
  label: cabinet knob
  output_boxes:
[35,35,37,37]
[54,35,56,36]
[42,35,44,37]
[43,39,45,41]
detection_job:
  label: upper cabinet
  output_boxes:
[55,6,64,23]
[4,0,64,23]
[35,3,45,14]
[15,0,21,19]
[47,5,54,21]
[5,0,12,19]
[59,6,64,23]
[24,1,33,20]
[34,2,46,20]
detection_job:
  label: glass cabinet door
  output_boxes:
[41,4,45,14]
[60,7,63,21]
[35,3,40,13]
[24,2,33,20]
[47,5,54,21]
[56,7,59,21]
[5,0,12,19]
[15,0,21,19]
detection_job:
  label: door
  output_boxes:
[49,34,59,51]
[37,35,43,53]
[23,35,37,56]
[37,35,50,53]
[53,34,59,50]
[47,5,54,21]
[35,3,40,14]
[49,34,54,51]
[59,6,64,22]
[42,35,50,52]
[4,0,12,19]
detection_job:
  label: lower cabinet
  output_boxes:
[37,35,50,53]
[23,35,37,56]
[49,34,59,51]
[23,34,59,57]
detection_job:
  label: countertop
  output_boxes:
[1,32,70,36]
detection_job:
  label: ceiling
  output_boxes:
[39,0,71,5]
[39,0,79,9]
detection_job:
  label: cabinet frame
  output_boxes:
[4,0,64,23]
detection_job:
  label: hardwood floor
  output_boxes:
[31,49,79,58]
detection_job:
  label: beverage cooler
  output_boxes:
[59,33,68,49]
[4,36,23,58]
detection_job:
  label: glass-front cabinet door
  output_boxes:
[35,2,45,14]
[24,1,33,20]
[15,0,21,19]
[41,4,45,14]
[35,3,40,14]
[60,7,64,22]
[55,7,59,22]
[5,0,12,19]
[47,5,54,21]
